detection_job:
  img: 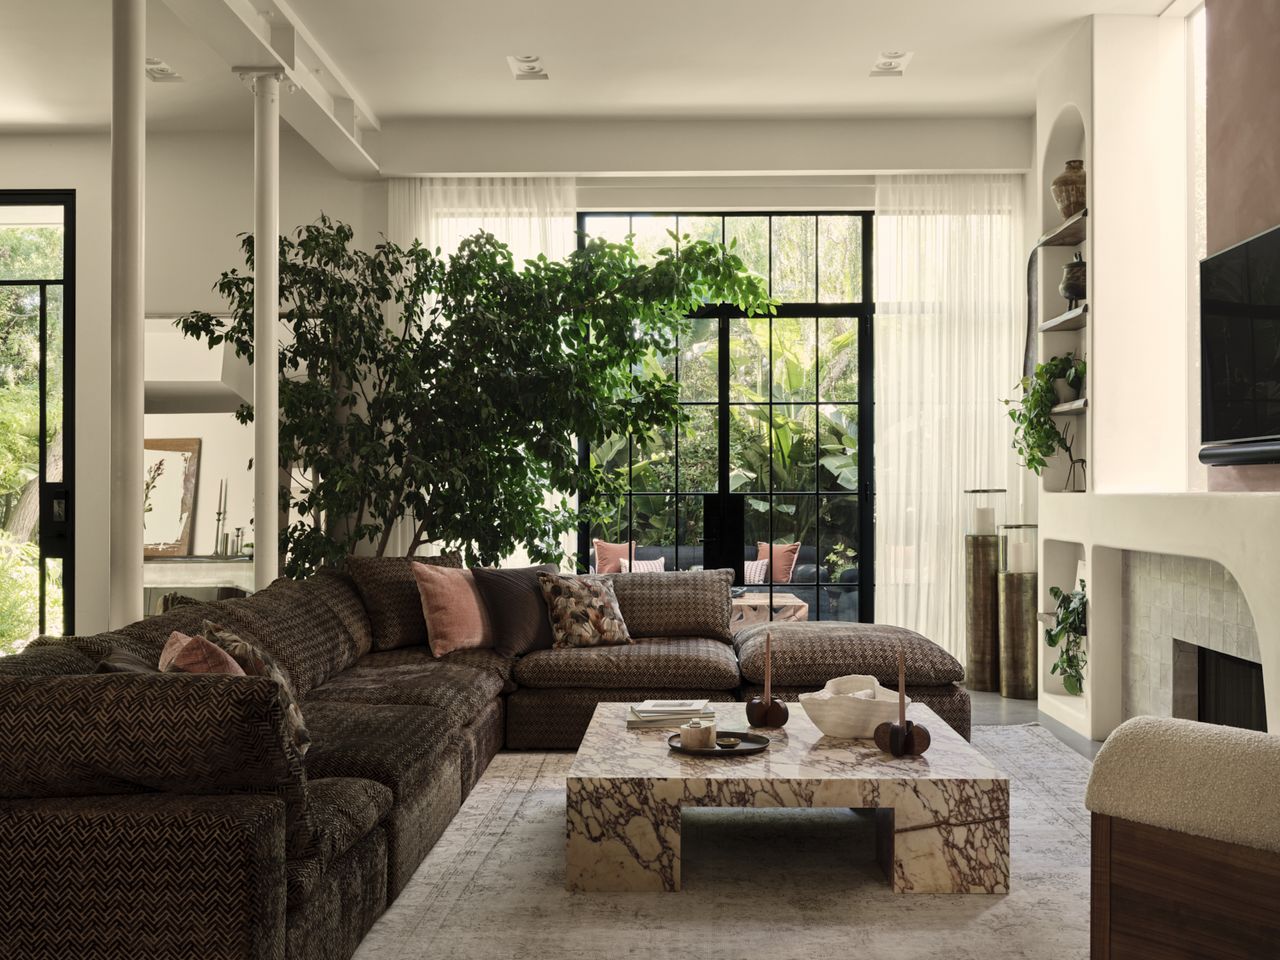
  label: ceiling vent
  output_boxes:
[870,50,913,78]
[506,55,548,80]
[145,58,184,83]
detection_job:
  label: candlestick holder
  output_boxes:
[746,630,789,728]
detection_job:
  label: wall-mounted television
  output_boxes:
[1200,222,1280,465]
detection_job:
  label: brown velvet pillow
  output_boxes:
[345,554,463,650]
[410,562,493,658]
[472,564,559,658]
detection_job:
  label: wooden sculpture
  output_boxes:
[873,650,931,756]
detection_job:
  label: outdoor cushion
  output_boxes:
[608,569,734,642]
[513,636,740,690]
[286,776,392,905]
[345,554,462,651]
[735,621,964,687]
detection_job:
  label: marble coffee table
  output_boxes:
[566,702,1009,894]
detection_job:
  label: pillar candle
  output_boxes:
[971,506,996,536]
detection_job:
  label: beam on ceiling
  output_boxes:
[160,0,380,178]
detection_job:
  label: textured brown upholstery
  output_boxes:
[0,673,318,856]
[345,554,462,651]
[735,621,965,687]
[505,687,737,749]
[0,643,96,676]
[305,651,506,712]
[286,777,391,905]
[513,636,740,690]
[285,826,387,960]
[0,792,287,960]
[745,682,973,741]
[609,569,734,641]
[301,702,462,895]
[458,697,505,799]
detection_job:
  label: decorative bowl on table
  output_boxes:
[799,675,911,739]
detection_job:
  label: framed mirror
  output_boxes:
[143,438,201,557]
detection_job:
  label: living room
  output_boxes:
[2,1,1278,958]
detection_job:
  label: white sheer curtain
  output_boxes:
[384,176,577,561]
[874,174,1025,657]
[387,176,576,262]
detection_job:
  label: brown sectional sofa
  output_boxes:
[0,562,969,960]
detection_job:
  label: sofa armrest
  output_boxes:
[0,673,303,798]
[1086,715,1280,854]
[0,792,286,959]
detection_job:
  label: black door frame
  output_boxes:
[0,189,75,634]
[575,211,875,622]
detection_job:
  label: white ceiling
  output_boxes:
[285,0,1171,119]
[0,0,1173,134]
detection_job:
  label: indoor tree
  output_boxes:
[178,216,773,575]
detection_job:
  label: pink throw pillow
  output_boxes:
[593,539,636,574]
[411,562,494,658]
[159,630,246,676]
[757,541,801,583]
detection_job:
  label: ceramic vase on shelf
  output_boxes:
[1051,160,1086,219]
[1060,253,1086,308]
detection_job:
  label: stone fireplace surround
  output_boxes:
[1120,550,1260,722]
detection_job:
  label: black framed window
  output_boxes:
[578,212,874,623]
[0,190,75,645]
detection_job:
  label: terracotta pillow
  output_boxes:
[159,631,246,676]
[593,539,635,574]
[536,573,632,648]
[411,562,493,658]
[757,541,801,583]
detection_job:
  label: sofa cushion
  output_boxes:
[472,564,558,657]
[735,621,964,687]
[513,636,740,690]
[303,651,505,714]
[206,621,312,758]
[411,562,493,657]
[303,702,463,796]
[609,569,734,642]
[286,776,392,905]
[345,555,462,651]
[0,643,97,676]
[506,687,737,750]
[160,630,245,676]
[351,646,514,685]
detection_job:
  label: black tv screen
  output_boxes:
[1201,223,1280,446]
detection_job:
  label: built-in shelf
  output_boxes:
[1039,303,1088,333]
[1037,612,1056,627]
[1037,209,1088,248]
[1051,398,1088,416]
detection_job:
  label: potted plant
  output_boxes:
[1045,578,1087,696]
[1049,353,1087,404]
[1003,353,1086,483]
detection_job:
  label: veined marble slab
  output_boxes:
[566,702,1008,895]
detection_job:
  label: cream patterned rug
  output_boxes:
[355,724,1092,960]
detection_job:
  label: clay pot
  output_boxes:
[1051,160,1087,219]
[1060,253,1086,306]
[1053,378,1079,404]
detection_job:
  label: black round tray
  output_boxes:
[667,730,770,757]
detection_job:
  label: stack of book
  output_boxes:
[626,699,715,729]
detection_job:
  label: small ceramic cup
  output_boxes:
[680,719,716,749]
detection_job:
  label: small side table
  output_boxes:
[730,591,810,634]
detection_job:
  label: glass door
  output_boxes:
[0,192,74,648]
[580,212,873,623]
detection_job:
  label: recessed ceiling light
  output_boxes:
[506,55,549,80]
[880,49,907,59]
[870,50,913,78]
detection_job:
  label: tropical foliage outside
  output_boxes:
[0,223,63,652]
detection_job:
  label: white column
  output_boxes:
[109,0,144,627]
[248,71,284,589]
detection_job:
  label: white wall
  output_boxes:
[0,128,387,632]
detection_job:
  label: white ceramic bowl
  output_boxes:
[798,674,910,739]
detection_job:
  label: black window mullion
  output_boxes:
[859,212,875,622]
[37,283,48,634]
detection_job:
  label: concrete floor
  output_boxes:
[968,687,1101,760]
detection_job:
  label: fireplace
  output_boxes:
[1198,646,1267,731]
[1173,639,1267,731]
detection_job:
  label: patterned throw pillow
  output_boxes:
[159,630,246,676]
[536,573,632,649]
[618,557,666,573]
[743,558,770,584]
[204,620,312,757]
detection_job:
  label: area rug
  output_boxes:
[354,724,1092,960]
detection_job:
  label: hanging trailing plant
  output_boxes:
[1046,577,1087,696]
[1003,353,1086,475]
